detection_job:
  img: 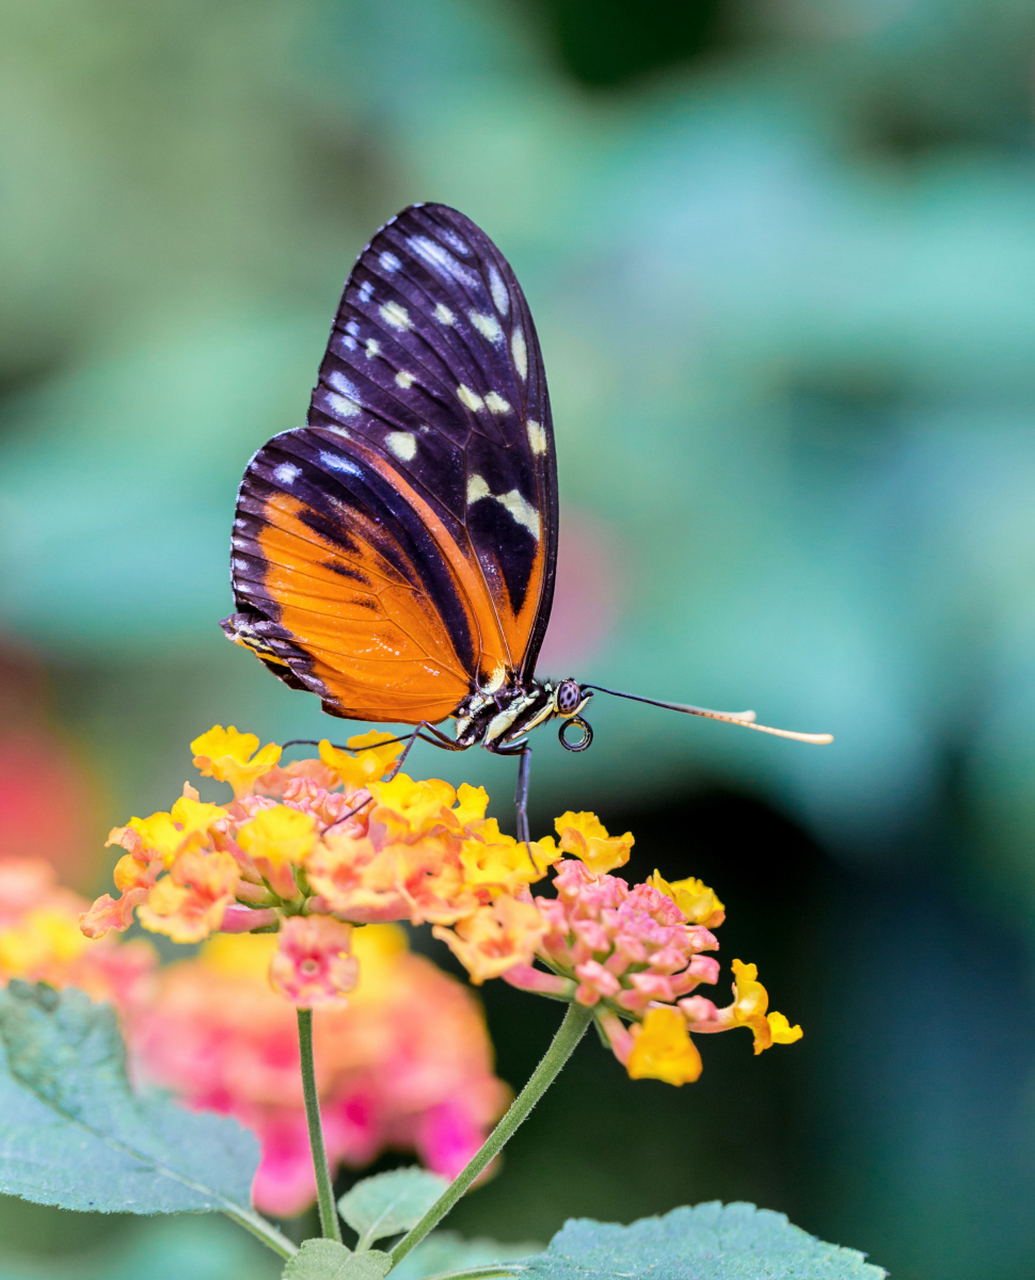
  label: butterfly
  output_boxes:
[222,203,831,837]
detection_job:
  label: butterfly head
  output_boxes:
[453,676,594,753]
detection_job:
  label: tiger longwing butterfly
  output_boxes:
[222,204,831,838]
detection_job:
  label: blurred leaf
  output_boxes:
[386,1232,542,1280]
[283,1240,391,1280]
[0,1213,283,1280]
[339,1169,449,1248]
[519,1203,886,1279]
[0,980,259,1215]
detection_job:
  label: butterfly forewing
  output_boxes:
[224,203,558,725]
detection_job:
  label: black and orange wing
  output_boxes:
[222,203,557,724]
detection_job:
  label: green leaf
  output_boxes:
[283,1241,392,1280]
[283,1240,352,1280]
[518,1203,886,1280]
[387,1231,541,1280]
[338,1168,450,1248]
[0,980,260,1215]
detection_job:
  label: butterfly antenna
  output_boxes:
[582,685,833,744]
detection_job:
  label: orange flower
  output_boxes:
[553,811,634,874]
[268,915,358,1007]
[191,726,281,798]
[136,850,240,944]
[433,894,546,984]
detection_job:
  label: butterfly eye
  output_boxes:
[558,715,593,752]
[556,679,582,715]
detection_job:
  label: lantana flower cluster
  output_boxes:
[81,726,803,1087]
[0,852,508,1216]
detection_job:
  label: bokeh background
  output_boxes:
[3,1,1035,1276]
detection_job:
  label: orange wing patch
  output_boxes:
[258,490,472,724]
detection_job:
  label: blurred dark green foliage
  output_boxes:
[3,2,1035,1278]
[525,0,728,87]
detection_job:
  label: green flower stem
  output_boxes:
[221,1205,298,1259]
[297,1007,343,1242]
[390,1001,595,1267]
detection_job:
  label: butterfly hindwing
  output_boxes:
[224,203,558,724]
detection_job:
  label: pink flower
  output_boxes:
[128,925,508,1217]
[269,915,359,1007]
[511,858,720,1012]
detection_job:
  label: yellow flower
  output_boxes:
[459,820,553,895]
[368,774,456,839]
[626,1007,703,1085]
[115,796,228,868]
[319,731,404,788]
[191,725,281,798]
[554,811,634,875]
[729,959,802,1054]
[767,1010,804,1046]
[0,908,90,975]
[238,806,317,867]
[452,783,490,828]
[648,870,725,928]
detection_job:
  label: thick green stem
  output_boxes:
[221,1206,298,1259]
[297,1007,343,1242]
[391,1002,594,1267]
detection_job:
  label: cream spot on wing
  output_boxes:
[386,431,417,461]
[408,236,479,288]
[484,392,511,415]
[434,303,455,325]
[526,419,547,454]
[511,329,528,381]
[440,228,471,255]
[365,338,380,358]
[467,473,490,503]
[320,451,363,477]
[326,390,361,419]
[496,488,541,539]
[457,384,484,412]
[379,301,411,330]
[395,370,415,388]
[488,265,509,315]
[379,251,401,271]
[469,310,503,344]
[466,474,541,540]
[274,462,300,485]
[328,370,359,395]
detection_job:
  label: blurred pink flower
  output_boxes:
[128,924,509,1216]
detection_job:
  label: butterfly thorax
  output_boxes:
[453,677,592,751]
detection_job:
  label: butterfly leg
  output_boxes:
[514,746,532,845]
[386,721,468,780]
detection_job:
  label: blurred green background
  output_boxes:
[3,1,1035,1276]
